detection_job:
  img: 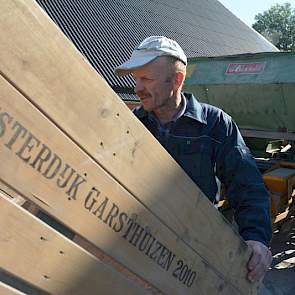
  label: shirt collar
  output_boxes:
[182,92,207,124]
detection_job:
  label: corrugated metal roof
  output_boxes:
[117,93,139,102]
[35,0,278,93]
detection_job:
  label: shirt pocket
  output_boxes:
[172,136,215,179]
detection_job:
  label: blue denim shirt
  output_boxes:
[133,92,272,246]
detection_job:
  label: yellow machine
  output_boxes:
[263,162,295,223]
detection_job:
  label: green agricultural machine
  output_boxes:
[184,52,295,222]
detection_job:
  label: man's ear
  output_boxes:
[174,71,186,91]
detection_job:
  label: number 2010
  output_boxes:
[172,260,196,288]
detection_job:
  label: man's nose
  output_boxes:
[134,80,144,94]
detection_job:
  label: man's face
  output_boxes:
[132,57,175,113]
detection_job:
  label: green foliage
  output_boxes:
[252,2,295,51]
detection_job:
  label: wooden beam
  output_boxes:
[0,1,259,294]
[0,75,248,295]
[0,282,26,295]
[0,196,148,295]
[0,180,25,205]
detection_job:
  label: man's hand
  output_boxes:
[246,240,272,283]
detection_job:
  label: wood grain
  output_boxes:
[0,196,148,295]
[0,74,248,295]
[0,282,26,295]
[0,0,259,294]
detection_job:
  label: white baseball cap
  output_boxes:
[114,36,187,76]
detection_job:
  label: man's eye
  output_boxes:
[142,77,153,81]
[133,76,153,82]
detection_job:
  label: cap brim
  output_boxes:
[114,50,162,76]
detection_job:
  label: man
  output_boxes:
[115,36,272,283]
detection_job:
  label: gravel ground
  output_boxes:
[259,206,295,295]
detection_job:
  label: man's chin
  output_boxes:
[141,101,153,112]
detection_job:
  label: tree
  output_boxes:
[252,3,295,51]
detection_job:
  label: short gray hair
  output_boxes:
[163,56,187,77]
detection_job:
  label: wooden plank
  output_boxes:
[0,180,26,205]
[0,76,246,295]
[0,282,26,295]
[72,234,160,294]
[0,196,148,295]
[0,1,258,294]
[0,188,11,201]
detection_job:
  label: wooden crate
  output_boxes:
[0,1,258,294]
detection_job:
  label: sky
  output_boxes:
[218,0,295,26]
